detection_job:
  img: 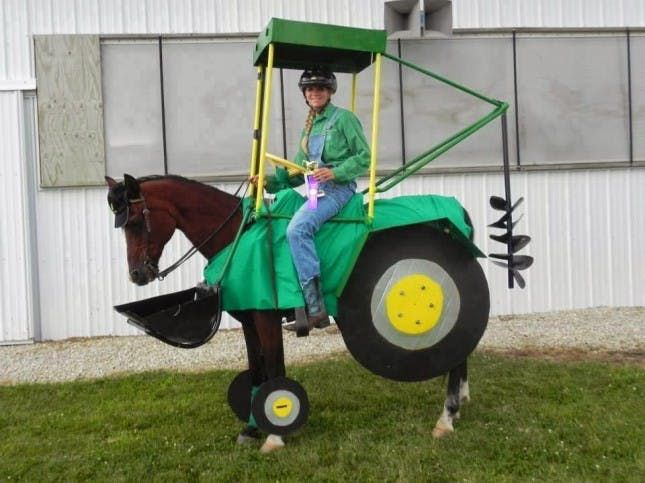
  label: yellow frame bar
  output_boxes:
[248,66,264,198]
[254,44,275,212]
[350,73,357,112]
[367,53,382,220]
[265,152,307,175]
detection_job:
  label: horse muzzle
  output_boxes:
[129,261,159,286]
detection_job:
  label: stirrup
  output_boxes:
[291,307,330,337]
[294,307,311,337]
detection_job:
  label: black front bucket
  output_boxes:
[114,286,221,349]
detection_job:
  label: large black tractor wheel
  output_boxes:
[337,225,489,382]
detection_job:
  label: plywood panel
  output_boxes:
[34,35,105,186]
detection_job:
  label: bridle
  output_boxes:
[122,194,160,279]
[113,179,249,281]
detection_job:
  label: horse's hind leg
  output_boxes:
[458,360,470,404]
[433,359,469,438]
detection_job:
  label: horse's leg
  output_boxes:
[458,359,470,404]
[432,359,469,438]
[235,313,266,445]
[252,311,287,454]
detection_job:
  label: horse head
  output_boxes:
[106,174,177,286]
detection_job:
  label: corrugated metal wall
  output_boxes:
[453,0,645,29]
[0,92,33,342]
[1,0,644,341]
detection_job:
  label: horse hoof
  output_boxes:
[236,426,261,445]
[260,434,285,454]
[432,426,454,439]
[237,433,258,445]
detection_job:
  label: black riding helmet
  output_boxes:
[298,67,337,94]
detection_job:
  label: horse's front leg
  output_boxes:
[253,311,286,380]
[234,314,266,445]
[433,359,469,438]
[247,311,287,454]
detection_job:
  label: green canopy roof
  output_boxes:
[253,18,387,73]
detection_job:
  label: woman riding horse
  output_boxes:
[253,67,370,330]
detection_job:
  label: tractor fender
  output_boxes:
[368,195,484,258]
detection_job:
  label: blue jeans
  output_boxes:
[286,180,356,285]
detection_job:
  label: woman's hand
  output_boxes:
[313,167,335,183]
[249,175,265,187]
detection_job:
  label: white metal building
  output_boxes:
[1,0,644,343]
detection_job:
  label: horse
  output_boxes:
[106,173,471,453]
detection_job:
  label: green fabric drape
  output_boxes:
[203,189,478,314]
[204,189,368,315]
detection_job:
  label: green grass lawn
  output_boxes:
[1,352,643,482]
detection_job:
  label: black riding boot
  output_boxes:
[301,277,330,329]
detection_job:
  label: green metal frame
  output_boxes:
[362,52,508,194]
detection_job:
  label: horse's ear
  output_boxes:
[105,176,118,189]
[123,174,140,199]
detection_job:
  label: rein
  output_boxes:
[130,179,249,281]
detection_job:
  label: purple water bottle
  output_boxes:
[306,173,318,210]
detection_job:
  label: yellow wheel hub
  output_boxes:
[386,274,444,335]
[272,396,293,418]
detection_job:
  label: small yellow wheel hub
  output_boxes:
[272,396,293,418]
[385,274,444,335]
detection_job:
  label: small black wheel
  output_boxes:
[227,370,253,422]
[337,225,489,382]
[251,377,309,435]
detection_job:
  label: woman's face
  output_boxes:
[305,85,332,111]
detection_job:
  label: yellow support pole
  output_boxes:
[249,65,264,198]
[351,73,357,112]
[367,53,382,221]
[255,44,275,212]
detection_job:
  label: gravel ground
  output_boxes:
[1,307,643,385]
